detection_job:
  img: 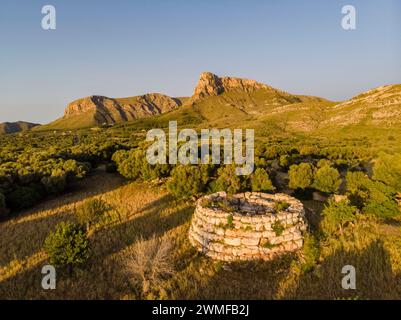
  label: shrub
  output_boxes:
[288,163,314,190]
[274,201,290,212]
[167,165,209,199]
[363,182,400,219]
[301,234,320,272]
[63,159,90,180]
[313,165,342,194]
[41,169,67,194]
[76,198,109,230]
[320,200,357,236]
[346,172,399,220]
[113,149,170,181]
[203,199,235,213]
[346,171,368,195]
[121,235,175,297]
[317,159,332,168]
[272,220,285,236]
[373,153,401,192]
[214,165,243,195]
[44,222,90,271]
[279,155,290,168]
[251,168,275,192]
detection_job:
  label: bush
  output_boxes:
[346,171,399,220]
[274,201,290,212]
[279,155,290,168]
[251,168,275,192]
[313,165,341,194]
[272,220,285,236]
[317,159,332,168]
[288,163,314,190]
[214,165,243,195]
[44,222,90,271]
[63,159,90,180]
[113,149,170,181]
[346,171,368,195]
[121,235,175,297]
[301,234,320,272]
[167,165,209,199]
[76,198,109,230]
[320,200,357,236]
[373,153,401,192]
[41,169,67,194]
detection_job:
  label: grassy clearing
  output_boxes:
[1,170,401,299]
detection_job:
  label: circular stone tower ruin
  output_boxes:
[189,192,308,261]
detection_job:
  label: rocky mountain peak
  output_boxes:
[189,72,275,104]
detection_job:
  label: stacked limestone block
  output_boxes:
[189,192,308,261]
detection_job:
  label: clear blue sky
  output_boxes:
[0,0,400,123]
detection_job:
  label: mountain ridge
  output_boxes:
[19,72,401,132]
[0,121,39,134]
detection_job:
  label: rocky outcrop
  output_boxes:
[189,192,308,261]
[64,94,181,124]
[188,72,278,104]
[0,121,39,134]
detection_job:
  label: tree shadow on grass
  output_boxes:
[137,193,176,214]
[91,202,194,260]
[286,239,401,300]
[0,193,195,299]
[172,253,297,300]
[3,170,126,223]
[0,211,73,267]
[0,261,45,300]
[0,171,126,268]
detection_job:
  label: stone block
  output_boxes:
[241,237,260,246]
[224,237,241,246]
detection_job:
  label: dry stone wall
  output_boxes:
[189,192,308,261]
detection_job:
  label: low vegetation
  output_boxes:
[44,221,91,273]
[1,116,401,300]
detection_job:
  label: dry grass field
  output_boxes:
[1,168,401,300]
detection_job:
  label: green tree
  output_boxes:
[288,163,314,190]
[214,165,243,195]
[321,200,357,236]
[113,149,170,181]
[279,155,290,169]
[373,153,401,192]
[313,165,342,194]
[44,222,90,272]
[346,171,368,195]
[63,159,90,180]
[346,171,399,220]
[316,159,332,168]
[167,165,209,199]
[251,168,275,192]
